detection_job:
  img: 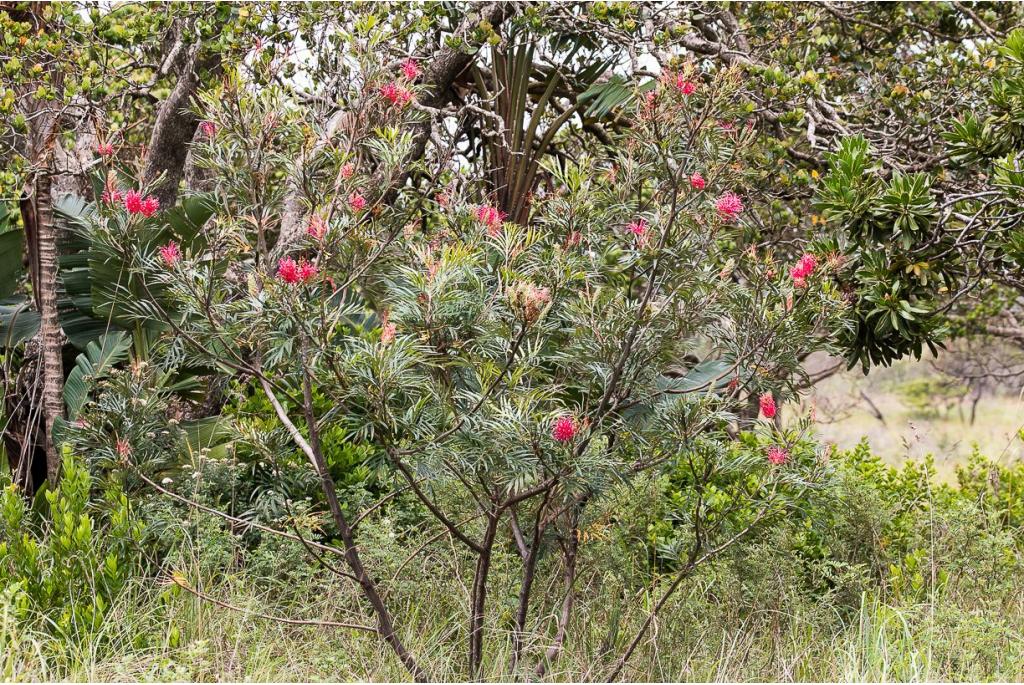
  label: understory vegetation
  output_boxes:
[5,442,1024,681]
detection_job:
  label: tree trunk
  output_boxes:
[293,364,428,681]
[32,170,65,484]
[510,522,543,671]
[469,513,501,676]
[142,43,221,208]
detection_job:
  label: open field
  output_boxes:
[801,356,1024,482]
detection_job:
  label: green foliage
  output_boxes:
[0,455,144,641]
[63,331,132,421]
[647,428,827,573]
[816,138,950,370]
[955,448,1024,530]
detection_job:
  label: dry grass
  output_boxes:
[798,356,1024,482]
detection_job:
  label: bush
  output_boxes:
[0,453,144,641]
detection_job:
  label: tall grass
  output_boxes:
[7,560,1024,682]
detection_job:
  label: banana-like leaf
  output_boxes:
[1,192,214,354]
[0,299,40,347]
[181,415,234,458]
[656,359,735,394]
[64,330,132,420]
[54,191,216,339]
[0,215,23,298]
[579,76,655,119]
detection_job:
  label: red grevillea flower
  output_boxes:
[116,438,132,457]
[759,392,777,419]
[140,195,160,218]
[675,75,698,95]
[277,257,301,284]
[200,121,216,137]
[349,192,367,211]
[340,162,355,179]
[380,81,413,107]
[690,172,706,190]
[476,204,507,235]
[159,241,181,267]
[297,260,319,283]
[551,415,577,442]
[766,445,789,465]
[626,218,648,241]
[307,215,328,240]
[400,58,420,81]
[798,252,818,273]
[124,190,144,214]
[565,230,582,248]
[715,192,744,221]
[97,142,114,157]
[790,252,818,287]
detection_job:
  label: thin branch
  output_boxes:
[168,574,375,632]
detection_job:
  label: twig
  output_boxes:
[168,574,375,632]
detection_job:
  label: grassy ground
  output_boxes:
[6,571,1024,682]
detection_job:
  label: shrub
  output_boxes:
[0,453,144,641]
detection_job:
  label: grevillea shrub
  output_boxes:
[65,53,852,680]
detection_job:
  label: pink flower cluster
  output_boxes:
[640,90,659,118]
[524,284,550,322]
[690,172,705,190]
[125,190,160,217]
[789,253,818,288]
[349,192,367,212]
[101,176,123,205]
[674,74,698,95]
[277,257,318,284]
[340,162,355,179]
[380,311,396,345]
[715,192,743,221]
[766,445,789,465]
[307,215,328,240]
[97,142,114,157]
[476,204,507,236]
[551,415,577,442]
[400,58,420,81]
[759,392,777,419]
[199,121,216,137]
[626,218,648,238]
[159,241,181,267]
[380,81,413,107]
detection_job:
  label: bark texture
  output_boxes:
[30,171,65,484]
[142,42,221,208]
